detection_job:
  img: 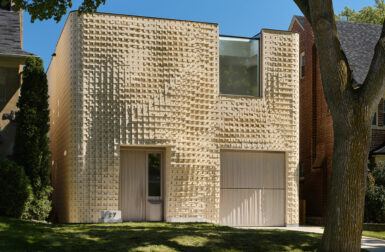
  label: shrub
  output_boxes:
[13,56,51,220]
[0,158,33,218]
[365,158,385,223]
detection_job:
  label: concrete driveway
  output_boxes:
[246,226,385,252]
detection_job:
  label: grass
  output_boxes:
[363,223,385,240]
[0,216,323,252]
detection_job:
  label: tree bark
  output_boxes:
[292,1,385,251]
[321,106,371,251]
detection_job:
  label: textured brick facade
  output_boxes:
[291,17,385,224]
[48,12,299,224]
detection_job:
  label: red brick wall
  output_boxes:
[292,17,385,223]
[292,18,334,220]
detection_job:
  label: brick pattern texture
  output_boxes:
[291,17,385,223]
[48,12,299,224]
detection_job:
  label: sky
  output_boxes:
[22,0,375,70]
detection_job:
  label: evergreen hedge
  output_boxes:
[365,158,385,223]
[0,158,32,218]
[13,57,52,220]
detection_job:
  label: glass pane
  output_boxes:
[148,153,161,197]
[220,37,260,96]
[372,112,377,126]
[383,101,385,125]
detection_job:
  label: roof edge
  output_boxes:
[69,10,218,26]
[289,15,304,31]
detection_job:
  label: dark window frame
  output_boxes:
[219,36,261,97]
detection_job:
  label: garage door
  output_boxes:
[220,151,285,227]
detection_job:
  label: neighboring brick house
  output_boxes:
[47,11,299,225]
[289,16,385,225]
[0,3,34,157]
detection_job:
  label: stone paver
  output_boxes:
[241,226,385,252]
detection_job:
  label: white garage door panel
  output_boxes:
[220,151,284,189]
[220,189,285,226]
[220,151,285,227]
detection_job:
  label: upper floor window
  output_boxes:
[300,52,305,78]
[383,100,385,126]
[372,112,377,126]
[0,68,7,103]
[219,36,260,97]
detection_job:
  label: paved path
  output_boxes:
[245,226,385,252]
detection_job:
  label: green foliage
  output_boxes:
[13,57,51,220]
[22,186,52,220]
[0,158,33,218]
[336,0,385,25]
[365,158,385,223]
[1,0,105,22]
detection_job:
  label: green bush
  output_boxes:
[365,158,385,223]
[13,56,52,220]
[0,158,33,218]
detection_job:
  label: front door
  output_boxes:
[119,149,163,221]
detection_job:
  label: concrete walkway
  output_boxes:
[246,226,385,252]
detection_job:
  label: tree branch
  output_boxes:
[293,0,311,22]
[360,20,385,109]
[305,0,354,111]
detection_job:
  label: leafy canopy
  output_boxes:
[336,0,385,25]
[1,0,105,22]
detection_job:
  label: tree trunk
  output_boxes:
[320,108,371,252]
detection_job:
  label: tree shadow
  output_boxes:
[0,217,323,251]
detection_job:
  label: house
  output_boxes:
[289,15,385,225]
[0,2,34,157]
[47,11,299,226]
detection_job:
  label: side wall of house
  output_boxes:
[217,30,300,225]
[291,19,334,224]
[0,58,20,157]
[47,13,80,223]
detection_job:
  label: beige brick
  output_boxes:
[48,12,299,225]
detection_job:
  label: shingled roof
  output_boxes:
[336,21,382,85]
[0,8,34,57]
[292,16,382,85]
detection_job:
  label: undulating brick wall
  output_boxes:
[47,15,79,223]
[48,12,299,224]
[218,30,299,225]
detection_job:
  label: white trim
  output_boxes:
[167,217,210,223]
[289,16,304,31]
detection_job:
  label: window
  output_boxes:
[383,100,385,126]
[148,153,161,197]
[0,68,6,103]
[299,163,305,180]
[300,52,305,78]
[219,36,260,96]
[372,112,377,126]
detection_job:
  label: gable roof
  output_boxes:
[0,8,34,58]
[336,21,382,85]
[291,16,382,85]
[289,15,305,31]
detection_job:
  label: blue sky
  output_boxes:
[22,0,375,70]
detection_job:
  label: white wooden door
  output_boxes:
[119,150,163,221]
[220,151,285,227]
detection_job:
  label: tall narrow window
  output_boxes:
[383,100,385,126]
[148,153,161,197]
[0,68,6,103]
[300,52,305,78]
[219,36,260,96]
[372,112,377,126]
